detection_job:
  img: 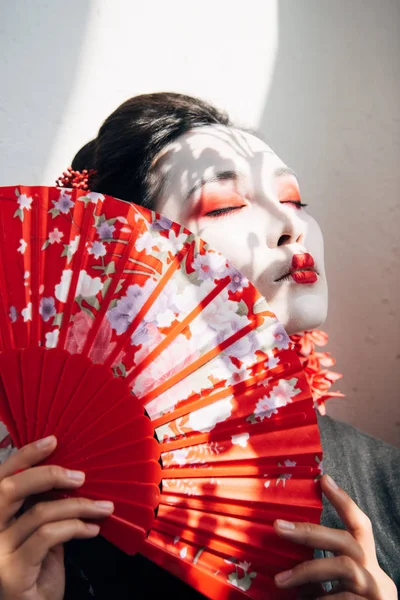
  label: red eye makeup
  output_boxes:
[276,176,307,210]
[189,181,248,219]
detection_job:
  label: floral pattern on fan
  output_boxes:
[0,186,323,600]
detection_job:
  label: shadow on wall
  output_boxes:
[258,0,400,446]
[0,1,92,185]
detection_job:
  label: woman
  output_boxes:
[0,93,398,600]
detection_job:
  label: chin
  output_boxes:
[269,284,329,336]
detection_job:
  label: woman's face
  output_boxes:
[153,126,328,335]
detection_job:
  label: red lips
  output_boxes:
[292,253,315,269]
[291,253,317,284]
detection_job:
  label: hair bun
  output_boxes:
[71,139,98,171]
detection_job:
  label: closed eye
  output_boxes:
[205,205,246,217]
[281,200,308,210]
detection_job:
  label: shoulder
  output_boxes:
[317,413,400,477]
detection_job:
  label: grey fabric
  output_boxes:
[316,413,400,591]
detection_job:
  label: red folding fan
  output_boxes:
[0,186,323,600]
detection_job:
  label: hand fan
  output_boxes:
[0,185,323,600]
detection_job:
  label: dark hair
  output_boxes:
[71,92,231,209]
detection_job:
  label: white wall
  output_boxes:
[1,0,399,445]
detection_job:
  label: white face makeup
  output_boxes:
[152,126,328,335]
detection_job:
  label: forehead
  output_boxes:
[155,125,286,181]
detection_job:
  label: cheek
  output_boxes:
[302,216,325,266]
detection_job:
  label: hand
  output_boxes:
[0,436,114,600]
[273,474,397,599]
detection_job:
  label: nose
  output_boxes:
[266,209,304,249]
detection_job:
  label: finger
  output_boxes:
[0,465,85,528]
[273,518,364,563]
[320,474,376,561]
[294,581,328,599]
[274,555,378,596]
[3,497,114,551]
[17,519,101,566]
[0,436,57,480]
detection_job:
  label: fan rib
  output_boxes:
[80,208,142,358]
[103,243,192,370]
[0,200,14,351]
[57,204,97,349]
[140,316,265,405]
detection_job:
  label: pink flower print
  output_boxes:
[54,191,74,213]
[192,252,227,281]
[97,221,115,240]
[254,379,299,420]
[39,297,56,322]
[48,229,64,244]
[225,266,249,293]
[271,323,290,350]
[88,241,107,259]
[137,337,200,415]
[66,310,92,354]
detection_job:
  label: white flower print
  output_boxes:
[21,303,32,322]
[168,448,190,466]
[157,230,187,254]
[48,229,64,244]
[17,239,27,254]
[76,270,103,298]
[55,269,103,302]
[85,192,105,204]
[69,235,80,256]
[187,398,233,433]
[192,251,227,281]
[88,241,107,259]
[231,432,250,448]
[45,329,59,348]
[55,270,72,303]
[18,194,33,211]
[135,231,155,254]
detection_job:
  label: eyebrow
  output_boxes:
[184,170,240,202]
[274,166,299,180]
[184,166,299,202]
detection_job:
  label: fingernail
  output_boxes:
[66,469,85,483]
[275,569,293,584]
[85,523,100,534]
[94,501,114,512]
[35,435,56,449]
[276,519,295,530]
[326,474,339,490]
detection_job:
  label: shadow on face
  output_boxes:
[151,126,328,335]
